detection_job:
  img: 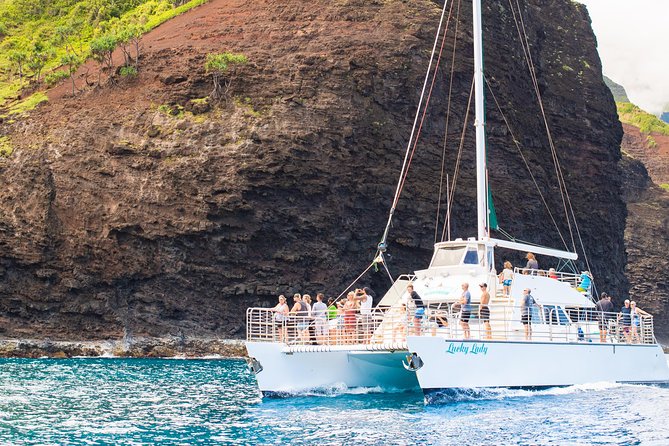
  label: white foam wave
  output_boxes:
[426,381,626,404]
[266,383,413,398]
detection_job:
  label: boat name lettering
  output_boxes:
[446,342,488,355]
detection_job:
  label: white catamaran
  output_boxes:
[245,0,669,398]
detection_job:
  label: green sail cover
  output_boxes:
[488,186,498,231]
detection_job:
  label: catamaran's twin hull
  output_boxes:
[246,342,418,395]
[406,337,669,397]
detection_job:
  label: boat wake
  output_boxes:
[424,381,625,405]
[263,383,415,398]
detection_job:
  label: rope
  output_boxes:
[378,0,452,252]
[435,0,462,244]
[484,75,569,251]
[441,76,475,242]
[507,0,576,253]
[334,261,376,303]
[508,0,593,274]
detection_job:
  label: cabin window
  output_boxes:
[431,247,466,267]
[463,249,479,265]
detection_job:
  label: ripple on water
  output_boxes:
[0,358,667,445]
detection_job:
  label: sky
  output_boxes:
[577,0,668,114]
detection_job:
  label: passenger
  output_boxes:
[355,287,373,343]
[392,303,408,342]
[289,294,309,344]
[630,301,650,343]
[595,292,614,343]
[460,283,472,339]
[548,268,558,280]
[617,299,632,343]
[327,298,338,320]
[407,284,425,335]
[430,303,449,337]
[525,253,539,275]
[479,283,492,340]
[343,292,358,344]
[499,261,514,297]
[312,293,328,345]
[521,288,535,340]
[577,271,592,293]
[271,295,289,342]
[303,294,316,345]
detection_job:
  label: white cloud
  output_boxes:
[578,0,669,113]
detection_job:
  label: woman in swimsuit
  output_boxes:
[343,292,358,344]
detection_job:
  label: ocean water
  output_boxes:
[0,357,668,445]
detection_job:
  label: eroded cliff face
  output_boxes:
[620,125,669,343]
[0,0,629,341]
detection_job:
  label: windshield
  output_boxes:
[430,247,466,267]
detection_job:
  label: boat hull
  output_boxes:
[246,342,419,395]
[406,336,669,396]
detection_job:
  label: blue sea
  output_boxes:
[0,357,668,445]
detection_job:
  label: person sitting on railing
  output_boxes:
[270,295,289,343]
[521,288,535,340]
[595,293,614,343]
[630,301,650,344]
[479,283,492,340]
[618,299,632,343]
[289,293,310,344]
[499,261,514,297]
[312,293,328,345]
[407,284,425,335]
[459,283,472,340]
[577,271,592,293]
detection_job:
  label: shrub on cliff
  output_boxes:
[90,33,119,84]
[617,102,669,136]
[205,52,248,100]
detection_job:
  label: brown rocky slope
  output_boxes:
[0,0,634,346]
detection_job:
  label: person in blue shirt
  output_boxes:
[577,271,592,293]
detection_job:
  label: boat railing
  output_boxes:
[420,303,656,345]
[246,306,410,347]
[513,267,581,288]
[246,304,656,346]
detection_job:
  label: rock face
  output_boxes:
[620,125,669,343]
[621,123,669,185]
[0,0,631,341]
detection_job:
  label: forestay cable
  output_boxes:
[378,0,451,253]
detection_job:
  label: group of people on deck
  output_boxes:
[269,251,651,346]
[269,288,374,345]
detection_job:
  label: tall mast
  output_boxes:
[473,0,488,240]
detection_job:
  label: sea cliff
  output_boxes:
[0,0,659,352]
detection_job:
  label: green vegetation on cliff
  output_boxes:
[617,102,669,135]
[0,0,209,106]
[604,75,630,103]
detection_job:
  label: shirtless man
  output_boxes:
[479,283,492,340]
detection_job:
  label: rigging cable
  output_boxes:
[377,0,452,254]
[509,0,593,274]
[484,75,570,252]
[435,0,462,244]
[441,77,475,242]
